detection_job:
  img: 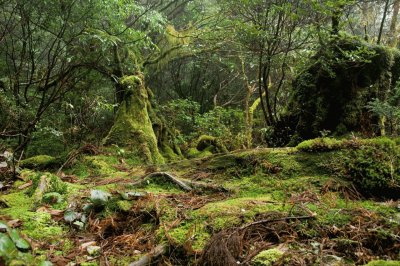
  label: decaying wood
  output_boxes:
[128,244,166,266]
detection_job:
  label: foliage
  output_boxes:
[367,84,400,136]
[0,221,33,265]
[161,100,246,150]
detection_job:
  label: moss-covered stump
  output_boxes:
[103,75,164,164]
[289,34,400,141]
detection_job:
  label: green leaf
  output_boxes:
[64,209,79,223]
[8,229,30,251]
[0,232,18,258]
[90,190,111,206]
[0,221,9,233]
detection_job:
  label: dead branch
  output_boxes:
[128,244,166,266]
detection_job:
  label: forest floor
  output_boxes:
[1,147,400,265]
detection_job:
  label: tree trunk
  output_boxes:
[240,56,253,149]
[331,5,343,36]
[378,0,391,45]
[103,75,164,164]
[390,0,400,47]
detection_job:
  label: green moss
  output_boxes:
[167,221,211,251]
[83,155,118,176]
[290,35,400,140]
[103,75,165,165]
[364,260,400,266]
[0,191,66,242]
[116,200,133,212]
[65,161,90,179]
[187,147,213,158]
[19,155,59,170]
[296,138,343,152]
[195,135,228,153]
[26,173,68,206]
[193,196,286,230]
[252,248,284,266]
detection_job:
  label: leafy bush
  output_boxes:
[160,100,246,150]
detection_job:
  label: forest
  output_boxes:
[1,0,400,265]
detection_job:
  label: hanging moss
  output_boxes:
[289,34,400,142]
[103,75,164,164]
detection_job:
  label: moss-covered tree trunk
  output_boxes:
[103,75,164,164]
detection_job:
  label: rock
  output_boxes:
[321,255,344,266]
[87,245,101,256]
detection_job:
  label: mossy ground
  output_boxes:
[1,146,399,265]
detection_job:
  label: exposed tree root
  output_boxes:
[128,244,166,266]
[130,171,229,193]
[131,172,192,191]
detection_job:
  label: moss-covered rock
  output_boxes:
[19,155,60,170]
[186,135,228,158]
[289,34,400,142]
[27,173,68,206]
[103,75,165,164]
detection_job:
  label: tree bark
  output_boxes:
[103,75,165,164]
[390,0,400,47]
[378,0,391,45]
